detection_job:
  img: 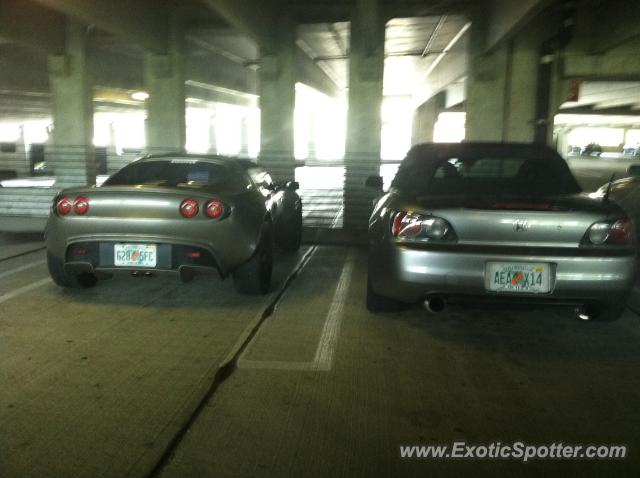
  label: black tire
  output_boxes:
[47,252,97,289]
[575,301,626,322]
[233,224,273,295]
[366,278,407,312]
[276,209,302,252]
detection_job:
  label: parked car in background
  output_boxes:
[366,142,637,321]
[593,176,640,223]
[580,143,602,157]
[45,154,303,295]
[622,144,640,158]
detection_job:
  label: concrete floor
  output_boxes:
[1,234,640,478]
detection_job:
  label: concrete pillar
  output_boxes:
[14,125,29,177]
[307,113,317,159]
[208,112,217,154]
[144,21,185,154]
[411,91,446,144]
[466,14,559,144]
[344,0,385,230]
[239,113,250,157]
[48,20,95,186]
[259,13,296,181]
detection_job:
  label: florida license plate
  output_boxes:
[485,262,550,293]
[114,244,157,267]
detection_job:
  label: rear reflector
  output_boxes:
[205,199,225,219]
[56,197,73,215]
[180,199,199,218]
[73,196,89,215]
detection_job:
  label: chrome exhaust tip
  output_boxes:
[424,295,446,313]
[575,303,598,321]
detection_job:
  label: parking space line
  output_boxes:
[238,251,354,372]
[313,252,353,371]
[0,277,51,305]
[0,260,46,280]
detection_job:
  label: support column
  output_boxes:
[466,13,559,144]
[208,112,218,154]
[411,91,446,144]
[259,13,296,181]
[344,0,385,231]
[239,113,250,157]
[48,20,95,187]
[307,113,317,159]
[144,21,185,154]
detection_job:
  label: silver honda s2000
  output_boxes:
[45,154,302,295]
[366,143,637,321]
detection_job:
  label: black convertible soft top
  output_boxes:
[391,142,582,196]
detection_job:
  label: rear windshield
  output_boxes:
[392,155,582,196]
[104,159,242,190]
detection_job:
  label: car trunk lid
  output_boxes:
[411,194,622,248]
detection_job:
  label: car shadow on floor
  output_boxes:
[370,300,640,363]
[51,249,306,309]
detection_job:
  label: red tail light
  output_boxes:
[204,199,225,219]
[610,220,632,245]
[56,197,73,215]
[73,196,89,215]
[180,199,199,218]
[585,219,633,245]
[391,211,455,241]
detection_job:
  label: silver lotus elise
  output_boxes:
[45,154,302,294]
[366,143,637,321]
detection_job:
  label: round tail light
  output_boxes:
[56,197,73,215]
[610,219,632,244]
[180,199,199,218]
[205,199,225,219]
[73,196,89,215]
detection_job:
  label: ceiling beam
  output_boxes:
[589,0,640,54]
[0,0,65,53]
[31,0,168,53]
[200,0,277,45]
[481,0,553,53]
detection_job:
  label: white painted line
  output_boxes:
[312,252,353,371]
[238,250,354,372]
[0,277,51,305]
[0,260,46,280]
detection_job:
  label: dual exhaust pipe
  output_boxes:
[130,271,153,278]
[423,295,446,313]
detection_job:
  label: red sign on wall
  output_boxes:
[566,79,581,102]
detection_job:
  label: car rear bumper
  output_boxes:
[369,241,638,304]
[45,215,260,276]
[62,240,222,278]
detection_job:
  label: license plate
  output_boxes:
[114,244,157,267]
[485,262,550,293]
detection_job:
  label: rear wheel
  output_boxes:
[276,209,302,252]
[366,278,407,312]
[47,252,97,289]
[233,224,273,295]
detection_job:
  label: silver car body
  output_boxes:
[368,143,637,313]
[45,154,301,281]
